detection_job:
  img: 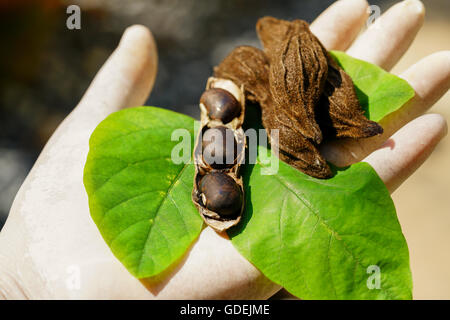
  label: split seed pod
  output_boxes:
[192,77,246,232]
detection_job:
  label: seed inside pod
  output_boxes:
[200,88,241,124]
[199,172,243,217]
[202,126,237,169]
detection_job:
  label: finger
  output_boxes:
[346,0,425,71]
[75,25,158,123]
[310,0,369,51]
[322,51,450,166]
[364,114,448,193]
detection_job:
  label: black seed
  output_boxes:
[202,126,237,169]
[200,88,241,124]
[199,172,243,217]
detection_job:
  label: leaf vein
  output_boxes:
[136,162,190,276]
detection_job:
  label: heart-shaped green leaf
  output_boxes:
[330,51,415,121]
[83,107,203,278]
[229,148,412,299]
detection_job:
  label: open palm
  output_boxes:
[0,0,449,299]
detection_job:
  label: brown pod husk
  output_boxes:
[192,77,246,232]
[213,17,383,180]
[257,17,329,145]
[317,54,384,139]
[262,102,332,178]
[213,46,271,105]
[215,46,332,179]
[256,16,383,141]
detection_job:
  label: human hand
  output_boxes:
[0,0,449,299]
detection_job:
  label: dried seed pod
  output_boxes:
[257,17,329,144]
[200,88,242,124]
[214,18,384,179]
[215,46,333,178]
[192,77,246,232]
[213,46,271,105]
[317,54,384,139]
[263,104,332,178]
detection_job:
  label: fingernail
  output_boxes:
[402,0,425,15]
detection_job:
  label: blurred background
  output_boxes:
[0,0,448,299]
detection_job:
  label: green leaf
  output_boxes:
[83,107,203,278]
[229,146,412,299]
[330,51,415,122]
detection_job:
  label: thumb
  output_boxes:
[74,24,158,127]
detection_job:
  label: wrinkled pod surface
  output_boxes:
[192,77,246,232]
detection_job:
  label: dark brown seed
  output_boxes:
[200,88,241,124]
[202,126,237,169]
[199,172,243,217]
